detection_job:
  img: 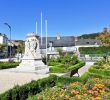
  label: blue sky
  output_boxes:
[0,0,110,40]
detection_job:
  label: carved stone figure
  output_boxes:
[17,32,49,74]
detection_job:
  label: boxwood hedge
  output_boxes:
[0,62,20,69]
[79,46,110,54]
[88,65,110,77]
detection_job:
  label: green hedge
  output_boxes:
[48,61,61,66]
[49,67,66,73]
[0,62,20,69]
[68,61,85,70]
[79,46,110,54]
[88,65,110,77]
[49,61,85,73]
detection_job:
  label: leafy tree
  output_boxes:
[78,32,101,39]
[0,44,7,52]
[16,41,25,54]
[96,32,110,46]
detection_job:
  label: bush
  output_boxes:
[28,77,110,100]
[49,67,66,73]
[0,62,20,69]
[79,46,110,54]
[89,65,110,76]
[79,72,90,83]
[48,61,61,66]
[68,61,85,70]
[49,60,85,73]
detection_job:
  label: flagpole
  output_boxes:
[36,20,37,34]
[41,11,42,46]
[45,20,48,65]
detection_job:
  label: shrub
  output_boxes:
[89,65,110,76]
[48,61,61,66]
[68,61,85,70]
[49,60,85,73]
[49,67,66,73]
[79,72,90,83]
[79,46,110,54]
[28,77,110,100]
[0,62,20,69]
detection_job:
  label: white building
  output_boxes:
[0,33,8,44]
[0,33,8,58]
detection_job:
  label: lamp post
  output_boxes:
[4,23,11,59]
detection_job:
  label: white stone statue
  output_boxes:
[17,32,49,74]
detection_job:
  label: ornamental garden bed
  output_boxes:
[48,54,85,73]
[28,75,110,100]
[1,72,110,100]
[88,56,110,77]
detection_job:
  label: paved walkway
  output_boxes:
[0,62,94,94]
[0,72,49,94]
[76,61,94,76]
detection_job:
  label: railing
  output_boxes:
[80,54,110,61]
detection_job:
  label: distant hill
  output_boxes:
[78,32,101,39]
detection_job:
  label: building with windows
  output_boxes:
[0,33,8,44]
[0,33,8,58]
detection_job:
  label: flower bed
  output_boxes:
[0,75,79,100]
[28,77,110,100]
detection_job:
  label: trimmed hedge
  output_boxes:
[49,61,85,73]
[79,46,110,54]
[49,67,66,73]
[0,62,20,69]
[88,65,110,76]
[48,61,61,66]
[68,61,85,70]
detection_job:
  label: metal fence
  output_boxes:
[80,54,110,61]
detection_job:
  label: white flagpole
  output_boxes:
[41,11,42,46]
[45,20,48,65]
[36,20,37,34]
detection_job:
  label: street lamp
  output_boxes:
[4,23,11,60]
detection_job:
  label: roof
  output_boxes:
[39,36,75,49]
[75,38,101,45]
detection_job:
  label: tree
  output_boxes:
[16,41,25,54]
[0,44,7,52]
[96,32,110,46]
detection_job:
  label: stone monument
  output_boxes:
[17,32,49,74]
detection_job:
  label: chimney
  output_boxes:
[57,33,61,40]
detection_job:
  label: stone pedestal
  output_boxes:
[17,33,49,74]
